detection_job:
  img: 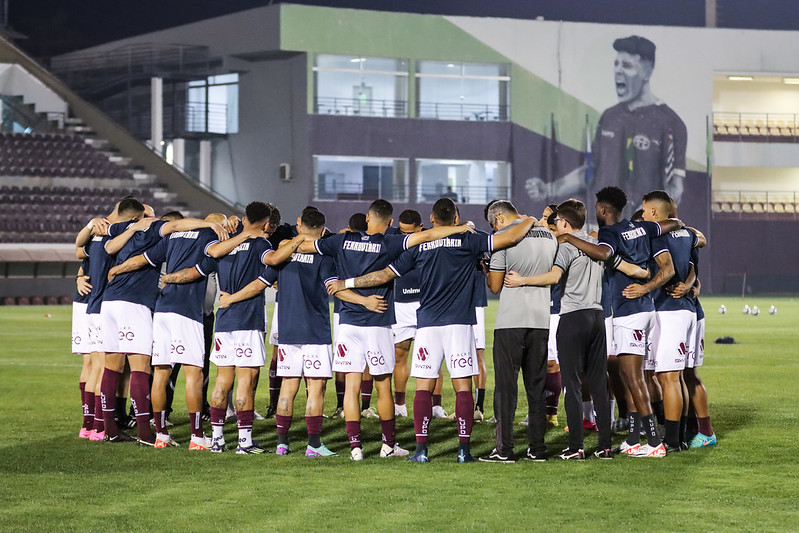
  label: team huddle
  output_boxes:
[71,185,716,462]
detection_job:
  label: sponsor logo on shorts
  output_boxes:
[304,358,322,370]
[235,346,253,358]
[336,344,348,358]
[417,347,428,361]
[119,327,135,341]
[367,350,386,367]
[449,352,473,369]
[632,330,645,341]
[73,335,82,345]
[278,348,286,361]
[214,338,222,352]
[677,342,687,356]
[170,340,185,355]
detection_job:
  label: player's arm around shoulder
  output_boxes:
[558,232,612,262]
[491,216,537,251]
[219,278,268,308]
[504,266,563,289]
[406,222,474,247]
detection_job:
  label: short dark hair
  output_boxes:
[432,198,457,225]
[398,209,422,227]
[302,205,319,216]
[160,210,184,221]
[348,212,367,232]
[642,190,672,205]
[596,186,627,213]
[631,208,645,222]
[117,197,145,219]
[245,201,271,225]
[556,199,586,230]
[301,208,326,230]
[368,199,393,222]
[265,203,281,227]
[613,35,656,65]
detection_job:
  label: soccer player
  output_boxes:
[73,261,93,438]
[301,199,470,460]
[557,186,683,457]
[330,198,538,463]
[480,200,556,462]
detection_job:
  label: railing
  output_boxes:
[314,182,408,202]
[417,102,509,122]
[713,112,799,142]
[416,185,511,204]
[314,96,408,118]
[186,102,229,134]
[712,190,799,218]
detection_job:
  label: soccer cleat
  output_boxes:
[473,409,484,422]
[236,442,266,455]
[394,404,408,418]
[117,414,136,429]
[432,406,449,419]
[188,435,211,451]
[154,433,179,448]
[611,417,630,434]
[664,443,682,454]
[485,415,497,424]
[519,415,529,427]
[264,405,277,419]
[79,428,92,439]
[253,410,266,421]
[380,443,410,458]
[408,449,429,463]
[632,443,667,458]
[558,448,585,461]
[361,407,379,419]
[593,448,613,460]
[276,443,291,455]
[583,419,598,432]
[350,447,364,461]
[457,449,478,463]
[306,444,337,457]
[689,432,717,448]
[524,448,547,462]
[479,448,516,463]
[225,408,237,422]
[614,441,640,456]
[88,430,105,442]
[104,431,135,443]
[210,440,227,453]
[331,407,345,419]
[201,409,211,422]
[546,414,559,427]
[137,436,156,447]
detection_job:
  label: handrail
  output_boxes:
[314,96,408,118]
[417,101,508,121]
[713,111,799,142]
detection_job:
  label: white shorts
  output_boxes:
[332,312,340,347]
[72,302,90,354]
[212,330,266,368]
[605,317,616,357]
[86,313,105,353]
[646,310,696,372]
[473,307,486,350]
[547,314,560,362]
[688,317,705,368]
[151,312,204,367]
[392,301,419,344]
[277,344,333,378]
[612,311,654,358]
[333,323,395,375]
[100,300,153,356]
[268,303,279,346]
[412,324,478,380]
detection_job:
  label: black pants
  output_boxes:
[493,328,548,456]
[557,309,611,451]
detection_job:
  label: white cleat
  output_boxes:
[350,447,364,461]
[394,404,408,418]
[474,409,484,422]
[253,411,266,421]
[380,442,410,457]
[519,415,529,426]
[432,405,449,419]
[361,407,379,419]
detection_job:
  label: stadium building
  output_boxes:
[2,3,799,298]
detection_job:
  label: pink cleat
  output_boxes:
[88,430,105,441]
[79,428,92,439]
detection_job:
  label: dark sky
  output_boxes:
[8,0,799,59]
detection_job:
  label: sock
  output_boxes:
[306,415,322,448]
[413,390,432,450]
[335,379,345,409]
[93,394,105,432]
[82,389,94,431]
[380,418,396,448]
[130,371,154,442]
[79,382,86,420]
[276,414,292,445]
[455,391,474,446]
[626,412,641,446]
[679,415,688,444]
[154,410,168,435]
[697,416,714,436]
[616,396,628,419]
[345,421,361,449]
[609,399,616,422]
[99,369,121,436]
[687,412,699,436]
[395,391,406,406]
[189,411,204,439]
[642,414,661,447]
[582,400,595,423]
[115,396,128,422]
[432,394,442,408]
[665,419,680,448]
[652,400,665,425]
[268,358,280,408]
[545,372,561,415]
[475,388,485,412]
[237,409,254,448]
[210,407,226,443]
[360,379,373,410]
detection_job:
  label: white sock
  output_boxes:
[583,401,595,423]
[238,428,252,448]
[212,425,224,443]
[609,399,616,422]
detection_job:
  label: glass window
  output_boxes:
[416,61,510,121]
[186,73,239,134]
[313,55,408,118]
[416,159,511,205]
[314,156,409,202]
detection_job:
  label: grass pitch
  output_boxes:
[1,296,798,532]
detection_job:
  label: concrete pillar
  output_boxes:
[172,138,185,170]
[199,139,212,188]
[150,77,163,155]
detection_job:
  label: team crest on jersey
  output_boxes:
[417,347,428,361]
[336,344,348,358]
[632,134,651,151]
[632,330,644,341]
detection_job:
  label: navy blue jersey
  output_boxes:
[74,256,90,304]
[471,260,488,307]
[144,227,218,323]
[690,246,704,320]
[598,219,661,318]
[86,235,114,315]
[385,226,401,235]
[215,237,273,333]
[315,231,410,327]
[103,220,167,310]
[390,231,493,328]
[394,266,421,303]
[276,253,337,344]
[651,228,697,313]
[550,277,565,315]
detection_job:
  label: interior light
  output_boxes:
[727,76,753,81]
[783,77,799,85]
[350,58,364,63]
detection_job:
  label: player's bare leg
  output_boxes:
[343,371,364,458]
[151,365,175,447]
[618,354,662,450]
[393,339,412,417]
[473,348,487,420]
[209,366,234,451]
[655,370,683,450]
[607,355,629,430]
[304,378,334,456]
[234,367,260,452]
[88,351,106,439]
[183,364,207,449]
[683,367,715,446]
[646,369,665,426]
